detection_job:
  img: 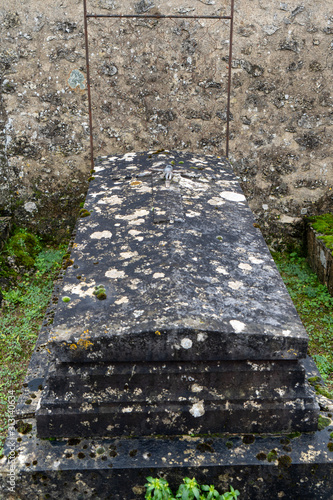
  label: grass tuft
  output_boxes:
[0,234,67,455]
[272,250,333,391]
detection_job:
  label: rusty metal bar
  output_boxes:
[83,0,95,170]
[86,14,232,20]
[226,0,234,158]
[83,2,234,161]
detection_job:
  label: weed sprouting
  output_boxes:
[145,476,240,499]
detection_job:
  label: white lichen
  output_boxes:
[181,338,193,349]
[90,230,112,239]
[230,320,246,333]
[189,401,205,418]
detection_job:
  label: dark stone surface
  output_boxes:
[2,348,333,498]
[0,216,11,251]
[45,151,308,363]
[34,151,318,437]
[307,224,333,296]
[2,388,333,499]
[36,358,318,437]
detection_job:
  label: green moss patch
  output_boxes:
[267,449,278,462]
[318,415,331,431]
[16,420,32,435]
[308,213,333,253]
[7,230,41,268]
[93,285,107,300]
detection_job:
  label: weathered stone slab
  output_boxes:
[307,224,333,296]
[2,341,333,499]
[35,151,318,438]
[36,358,317,437]
[1,357,333,499]
[44,151,308,363]
[1,152,332,497]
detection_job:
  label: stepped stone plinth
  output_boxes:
[1,152,333,499]
[35,151,318,438]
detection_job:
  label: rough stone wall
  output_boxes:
[0,0,332,242]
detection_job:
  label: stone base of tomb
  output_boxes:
[1,416,333,499]
[1,152,333,499]
[1,325,332,500]
[36,358,318,438]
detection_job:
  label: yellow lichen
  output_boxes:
[77,338,93,349]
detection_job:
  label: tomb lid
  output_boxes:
[47,151,308,363]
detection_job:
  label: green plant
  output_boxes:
[6,229,42,268]
[144,477,240,500]
[0,232,67,455]
[308,214,333,254]
[93,285,107,300]
[273,251,333,391]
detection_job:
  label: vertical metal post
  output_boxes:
[225,0,234,158]
[83,0,95,170]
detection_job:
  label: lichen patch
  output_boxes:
[181,338,193,349]
[97,195,122,205]
[228,281,243,290]
[220,191,246,202]
[63,281,96,298]
[238,263,252,271]
[153,272,165,279]
[90,230,112,239]
[115,296,129,305]
[230,320,246,333]
[249,256,264,264]
[207,197,225,206]
[105,269,126,279]
[189,401,205,418]
[216,266,229,275]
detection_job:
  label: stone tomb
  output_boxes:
[37,151,318,438]
[2,151,333,499]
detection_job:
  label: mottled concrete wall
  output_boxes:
[0,0,332,241]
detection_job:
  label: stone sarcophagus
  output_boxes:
[36,151,319,438]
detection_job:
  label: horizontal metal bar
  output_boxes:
[86,14,232,20]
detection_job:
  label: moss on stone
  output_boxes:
[16,420,32,434]
[267,449,278,462]
[278,455,292,468]
[62,258,74,270]
[7,230,41,268]
[314,384,333,400]
[79,209,91,218]
[242,434,255,445]
[308,213,333,253]
[287,431,302,439]
[93,285,107,300]
[308,376,321,385]
[318,415,331,431]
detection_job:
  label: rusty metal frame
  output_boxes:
[83,0,235,169]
